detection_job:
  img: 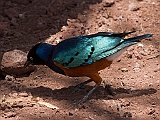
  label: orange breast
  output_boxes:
[54,58,112,83]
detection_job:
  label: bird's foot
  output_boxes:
[71,79,93,94]
[74,95,88,104]
[105,84,116,96]
[74,83,100,104]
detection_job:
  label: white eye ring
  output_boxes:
[30,57,33,60]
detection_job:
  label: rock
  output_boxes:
[1,50,36,76]
[102,0,115,7]
[128,3,140,11]
[133,63,141,72]
[5,75,16,81]
[4,112,17,118]
[19,92,29,97]
[139,51,148,56]
[134,51,143,60]
[18,14,25,19]
[10,93,18,97]
[69,112,73,116]
[121,68,128,72]
[137,43,144,48]
[123,111,132,118]
[148,109,156,115]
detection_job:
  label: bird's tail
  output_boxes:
[119,34,152,50]
[125,34,152,42]
[97,34,152,60]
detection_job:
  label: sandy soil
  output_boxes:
[0,0,160,120]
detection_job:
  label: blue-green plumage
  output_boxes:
[53,33,152,68]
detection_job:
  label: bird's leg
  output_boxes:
[103,80,116,95]
[71,79,93,94]
[75,83,100,104]
[74,73,102,104]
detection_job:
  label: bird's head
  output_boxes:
[24,43,53,67]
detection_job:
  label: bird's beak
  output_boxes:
[24,60,31,68]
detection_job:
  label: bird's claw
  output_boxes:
[105,84,116,95]
[71,79,93,94]
[74,95,88,104]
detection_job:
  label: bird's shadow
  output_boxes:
[26,85,157,102]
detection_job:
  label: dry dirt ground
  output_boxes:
[0,0,160,120]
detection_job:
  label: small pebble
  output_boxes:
[148,109,156,115]
[133,63,141,72]
[102,0,115,7]
[123,111,132,118]
[5,75,15,81]
[107,95,114,99]
[139,51,148,56]
[133,67,141,72]
[4,112,17,118]
[11,93,18,97]
[134,51,143,60]
[18,14,24,18]
[69,112,73,116]
[121,68,128,72]
[19,92,28,97]
[128,3,140,11]
[148,83,153,87]
[137,43,144,48]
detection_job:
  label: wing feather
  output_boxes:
[53,35,123,68]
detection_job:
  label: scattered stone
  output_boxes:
[37,101,59,110]
[133,67,141,72]
[126,51,133,58]
[107,95,114,99]
[134,51,143,60]
[0,103,8,110]
[148,83,153,87]
[117,103,122,111]
[128,3,140,11]
[116,58,121,62]
[137,43,144,48]
[121,101,131,107]
[19,92,29,97]
[4,112,17,118]
[1,50,36,76]
[120,81,125,86]
[139,50,148,56]
[123,111,132,118]
[133,63,141,72]
[11,102,23,108]
[144,75,149,78]
[10,93,18,98]
[88,115,95,120]
[121,68,128,72]
[18,14,24,19]
[5,75,16,81]
[69,112,73,116]
[102,0,115,7]
[148,109,156,115]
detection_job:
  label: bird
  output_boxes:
[24,31,152,104]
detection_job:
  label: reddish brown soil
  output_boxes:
[0,0,160,120]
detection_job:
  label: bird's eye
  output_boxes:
[30,57,33,61]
